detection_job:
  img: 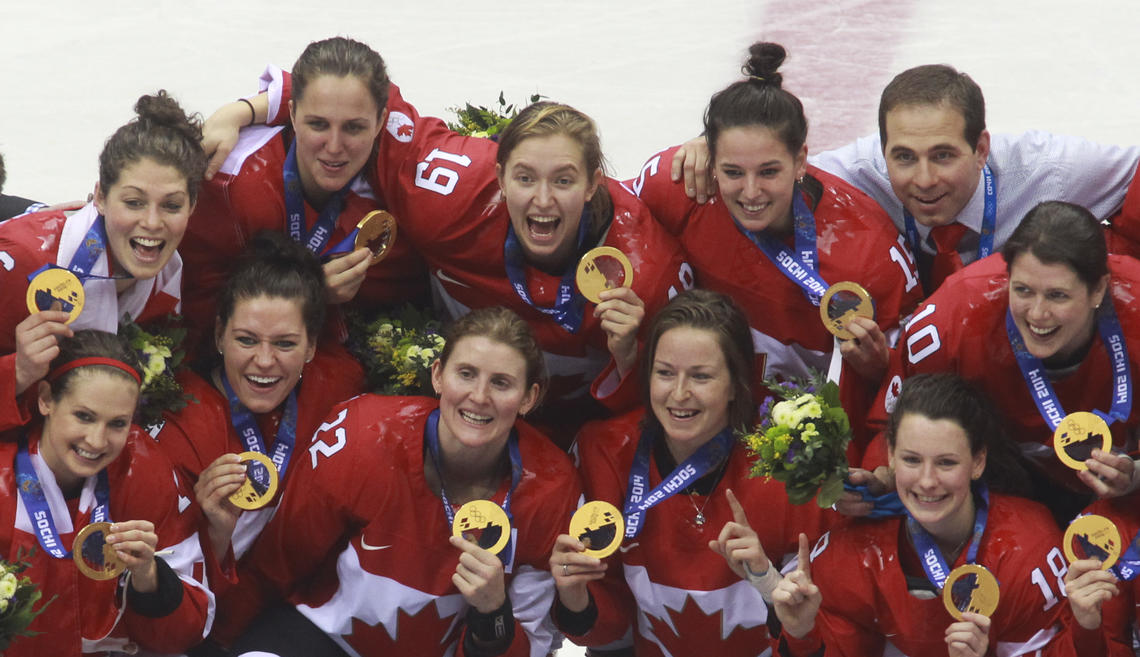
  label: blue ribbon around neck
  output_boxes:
[502,206,592,333]
[905,482,990,591]
[622,425,734,539]
[424,408,522,564]
[15,433,112,559]
[1005,304,1132,430]
[732,187,829,307]
[221,372,299,484]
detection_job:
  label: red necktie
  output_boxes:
[927,223,969,292]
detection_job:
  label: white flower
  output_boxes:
[0,572,18,599]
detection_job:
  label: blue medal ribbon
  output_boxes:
[1109,525,1140,580]
[15,434,112,559]
[424,408,523,563]
[1006,304,1132,429]
[622,425,734,539]
[26,215,129,287]
[903,163,995,270]
[283,139,355,255]
[221,373,299,483]
[733,187,828,306]
[502,207,591,333]
[906,482,990,591]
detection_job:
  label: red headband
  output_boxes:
[46,357,142,385]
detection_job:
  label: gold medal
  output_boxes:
[1064,514,1122,569]
[576,246,634,304]
[452,499,511,555]
[354,210,398,266]
[1053,412,1112,471]
[227,451,280,510]
[942,563,1000,619]
[73,521,126,580]
[26,268,85,323]
[819,281,874,340]
[568,501,624,558]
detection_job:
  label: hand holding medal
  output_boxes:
[1063,514,1130,631]
[576,246,634,304]
[1053,412,1113,472]
[551,502,620,612]
[450,500,512,614]
[74,519,164,592]
[819,282,874,341]
[577,246,644,375]
[228,451,281,511]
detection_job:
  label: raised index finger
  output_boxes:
[725,488,750,527]
[796,533,812,579]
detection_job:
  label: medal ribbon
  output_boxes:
[26,216,128,286]
[733,187,828,307]
[502,206,591,333]
[906,482,989,591]
[15,433,111,559]
[622,425,734,539]
[1109,524,1140,580]
[1006,304,1132,429]
[903,163,995,271]
[424,408,523,562]
[221,373,299,483]
[283,139,355,255]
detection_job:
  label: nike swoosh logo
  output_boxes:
[360,538,393,551]
[618,542,639,553]
[435,268,470,288]
[177,495,191,513]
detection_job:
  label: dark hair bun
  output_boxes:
[135,90,203,144]
[743,42,786,87]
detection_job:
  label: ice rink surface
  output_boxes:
[4,1,1140,204]
[3,1,1138,653]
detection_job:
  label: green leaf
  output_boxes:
[817,474,845,508]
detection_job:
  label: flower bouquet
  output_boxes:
[346,305,445,396]
[0,549,53,652]
[118,314,193,430]
[447,91,544,139]
[739,372,851,507]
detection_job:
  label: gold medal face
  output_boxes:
[227,451,280,510]
[26,268,85,322]
[576,246,634,304]
[942,564,1000,619]
[73,522,125,580]
[355,210,398,266]
[1064,514,1122,569]
[819,281,874,339]
[568,501,623,558]
[1053,412,1112,471]
[452,499,511,555]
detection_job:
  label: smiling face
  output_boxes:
[216,295,316,414]
[883,103,990,228]
[497,133,602,271]
[95,157,193,280]
[649,326,734,464]
[890,413,985,544]
[1008,251,1108,363]
[431,335,539,456]
[289,74,383,207]
[714,125,806,234]
[37,371,138,495]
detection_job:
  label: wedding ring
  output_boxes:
[562,564,570,576]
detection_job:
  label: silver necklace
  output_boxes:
[685,460,728,527]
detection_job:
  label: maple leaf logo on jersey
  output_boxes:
[386,111,415,143]
[641,594,770,656]
[346,601,464,657]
